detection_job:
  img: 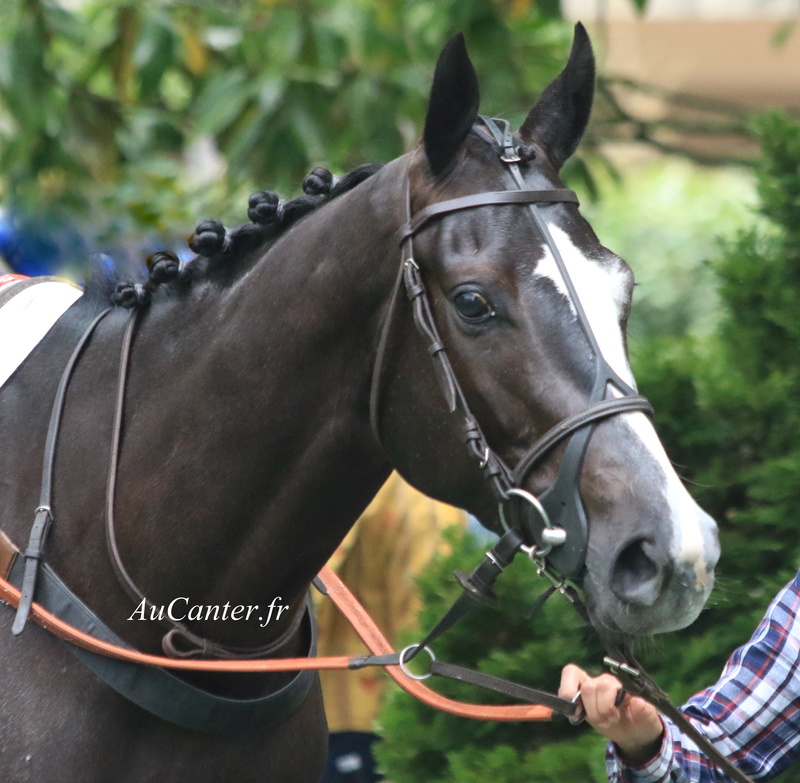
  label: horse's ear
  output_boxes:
[423,33,480,177]
[519,23,595,169]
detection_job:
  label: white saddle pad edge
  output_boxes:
[0,281,83,389]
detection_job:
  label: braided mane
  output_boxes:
[108,163,384,308]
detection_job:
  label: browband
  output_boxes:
[396,189,579,244]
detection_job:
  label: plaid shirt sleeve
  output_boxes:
[606,569,800,782]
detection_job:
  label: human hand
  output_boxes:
[559,664,665,765]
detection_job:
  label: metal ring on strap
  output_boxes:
[497,489,567,557]
[399,644,436,681]
[499,487,551,531]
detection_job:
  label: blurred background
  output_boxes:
[2,1,799,781]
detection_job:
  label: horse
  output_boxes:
[0,24,719,783]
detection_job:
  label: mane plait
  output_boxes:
[110,251,190,309]
[187,162,384,280]
[107,161,387,307]
[328,163,383,198]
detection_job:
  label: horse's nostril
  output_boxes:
[610,539,664,607]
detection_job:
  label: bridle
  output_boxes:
[371,115,653,580]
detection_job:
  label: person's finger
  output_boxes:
[581,674,624,728]
[558,664,589,700]
[622,694,659,725]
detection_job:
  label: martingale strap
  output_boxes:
[4,547,318,734]
[102,312,314,661]
[12,306,112,635]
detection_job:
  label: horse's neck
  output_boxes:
[116,161,405,617]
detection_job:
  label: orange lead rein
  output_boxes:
[0,565,553,722]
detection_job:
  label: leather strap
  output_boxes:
[13,306,112,635]
[104,312,146,613]
[396,189,579,243]
[427,659,571,713]
[512,395,654,485]
[407,528,525,658]
[102,311,299,660]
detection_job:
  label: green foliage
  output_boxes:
[0,0,572,264]
[636,112,800,600]
[0,0,660,273]
[578,158,756,341]
[629,114,800,783]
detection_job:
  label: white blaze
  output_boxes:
[533,226,634,387]
[533,225,715,584]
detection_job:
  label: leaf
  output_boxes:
[187,28,210,76]
[771,21,796,50]
[136,19,176,103]
[191,70,254,137]
[111,6,139,105]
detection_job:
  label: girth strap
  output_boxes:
[5,549,317,733]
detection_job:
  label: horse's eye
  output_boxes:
[453,290,495,323]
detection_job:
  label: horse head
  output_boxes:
[375,25,720,641]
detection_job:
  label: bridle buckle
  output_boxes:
[499,145,522,164]
[520,544,576,606]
